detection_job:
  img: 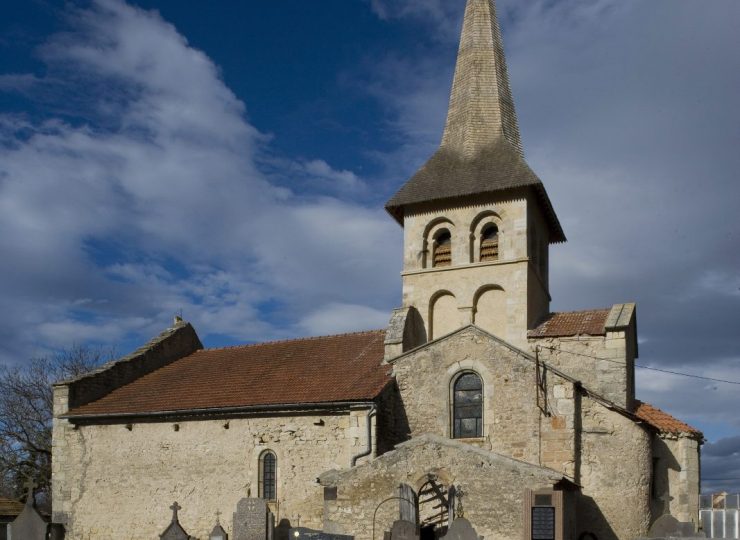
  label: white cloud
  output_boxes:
[298,303,390,336]
[0,0,401,363]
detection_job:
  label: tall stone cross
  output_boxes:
[659,493,674,515]
[170,501,182,523]
[23,477,37,506]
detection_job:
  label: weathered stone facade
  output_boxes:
[52,409,374,538]
[50,0,703,539]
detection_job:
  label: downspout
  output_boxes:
[351,403,378,467]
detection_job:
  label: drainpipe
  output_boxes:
[351,404,378,467]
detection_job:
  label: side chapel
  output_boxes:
[51,1,702,539]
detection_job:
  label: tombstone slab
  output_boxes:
[388,520,418,540]
[233,498,271,540]
[441,518,483,540]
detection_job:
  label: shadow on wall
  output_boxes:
[577,494,618,540]
[377,381,412,456]
[650,437,681,523]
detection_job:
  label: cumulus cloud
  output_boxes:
[0,0,401,363]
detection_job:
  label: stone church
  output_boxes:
[51,1,702,539]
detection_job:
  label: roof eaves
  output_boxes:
[63,399,380,424]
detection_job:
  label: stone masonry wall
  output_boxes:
[321,435,565,540]
[52,408,374,540]
[652,435,701,525]
[401,194,549,349]
[391,327,578,476]
[530,333,634,411]
[578,397,652,540]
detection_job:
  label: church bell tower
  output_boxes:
[384,0,565,355]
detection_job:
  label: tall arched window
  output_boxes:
[452,372,483,438]
[433,230,452,267]
[259,450,277,500]
[480,224,499,262]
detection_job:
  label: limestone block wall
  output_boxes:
[577,397,652,540]
[321,436,566,540]
[530,333,634,411]
[651,435,701,524]
[401,195,549,348]
[391,327,577,476]
[52,409,375,540]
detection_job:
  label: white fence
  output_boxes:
[701,494,740,539]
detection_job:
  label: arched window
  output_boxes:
[452,372,483,438]
[480,224,499,262]
[433,230,452,267]
[259,450,277,500]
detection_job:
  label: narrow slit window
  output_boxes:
[453,372,483,438]
[434,230,452,267]
[259,451,277,500]
[480,225,499,262]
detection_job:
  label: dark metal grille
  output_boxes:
[260,452,276,500]
[453,372,483,438]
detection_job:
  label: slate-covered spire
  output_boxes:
[442,0,522,157]
[385,0,565,243]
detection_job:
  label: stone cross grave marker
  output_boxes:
[8,478,48,540]
[233,498,271,540]
[159,501,193,540]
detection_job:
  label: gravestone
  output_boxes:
[440,518,483,540]
[386,520,418,540]
[290,527,354,540]
[645,494,702,539]
[159,502,193,540]
[233,498,273,540]
[7,479,48,540]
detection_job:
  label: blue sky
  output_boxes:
[1,0,739,493]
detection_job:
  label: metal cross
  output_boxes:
[170,501,182,522]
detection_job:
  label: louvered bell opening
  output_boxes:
[433,231,452,267]
[480,226,499,262]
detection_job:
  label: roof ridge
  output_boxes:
[197,329,386,353]
[548,307,611,315]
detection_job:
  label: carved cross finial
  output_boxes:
[456,488,466,519]
[216,509,222,525]
[23,477,37,506]
[170,501,182,522]
[660,493,674,515]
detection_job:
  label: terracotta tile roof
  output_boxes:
[0,497,24,516]
[66,330,390,418]
[528,309,611,338]
[635,400,703,438]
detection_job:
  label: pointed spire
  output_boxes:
[441,0,522,156]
